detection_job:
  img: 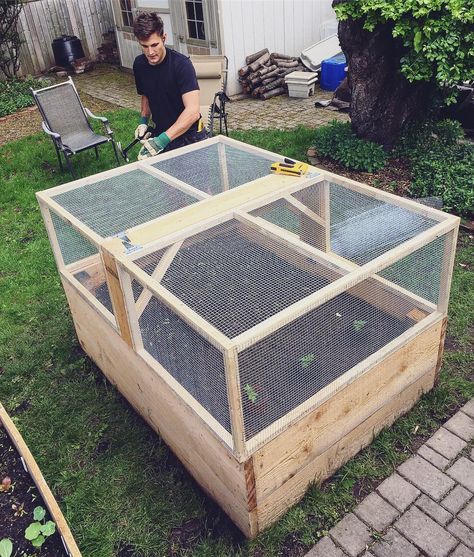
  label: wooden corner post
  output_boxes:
[223,347,247,459]
[101,240,134,348]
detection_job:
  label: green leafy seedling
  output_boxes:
[25,523,42,541]
[41,521,56,537]
[24,506,56,549]
[299,353,315,369]
[0,539,13,557]
[33,506,46,521]
[353,319,367,332]
[244,384,258,404]
[31,535,45,548]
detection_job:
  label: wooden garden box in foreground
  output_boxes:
[37,137,459,537]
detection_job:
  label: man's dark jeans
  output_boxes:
[161,128,209,153]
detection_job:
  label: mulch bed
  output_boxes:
[0,424,68,556]
[307,148,413,197]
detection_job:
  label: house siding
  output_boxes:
[218,0,337,96]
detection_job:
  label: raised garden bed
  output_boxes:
[36,136,459,537]
[0,403,81,556]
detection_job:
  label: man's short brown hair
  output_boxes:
[133,12,164,40]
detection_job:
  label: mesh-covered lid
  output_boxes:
[51,169,199,239]
[152,143,273,195]
[134,219,341,338]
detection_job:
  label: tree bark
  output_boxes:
[333,0,436,148]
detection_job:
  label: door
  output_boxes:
[111,0,142,69]
[170,0,221,56]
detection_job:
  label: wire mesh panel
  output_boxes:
[329,183,439,265]
[50,210,98,265]
[152,143,272,195]
[238,277,433,442]
[133,220,340,338]
[137,285,231,433]
[378,235,446,305]
[51,169,198,238]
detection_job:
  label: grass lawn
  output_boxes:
[0,108,473,557]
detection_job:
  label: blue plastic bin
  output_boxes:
[320,53,346,91]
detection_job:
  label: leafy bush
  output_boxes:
[313,121,387,172]
[0,76,50,118]
[397,118,473,217]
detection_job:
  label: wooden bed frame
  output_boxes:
[37,137,459,537]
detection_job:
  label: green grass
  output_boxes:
[1,114,473,556]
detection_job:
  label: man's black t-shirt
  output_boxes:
[133,48,199,135]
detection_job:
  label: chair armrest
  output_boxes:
[42,121,66,150]
[84,107,113,135]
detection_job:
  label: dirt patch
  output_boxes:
[0,92,120,147]
[0,424,69,555]
[307,149,413,197]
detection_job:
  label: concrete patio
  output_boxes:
[71,63,349,131]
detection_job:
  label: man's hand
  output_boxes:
[137,132,171,159]
[135,124,151,140]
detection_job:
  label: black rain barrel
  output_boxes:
[52,35,85,68]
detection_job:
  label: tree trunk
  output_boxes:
[333,0,436,148]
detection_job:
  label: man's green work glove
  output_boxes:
[140,132,171,158]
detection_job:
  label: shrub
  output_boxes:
[397,118,473,218]
[0,76,50,118]
[313,121,387,173]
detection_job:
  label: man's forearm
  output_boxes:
[166,106,200,141]
[140,96,151,120]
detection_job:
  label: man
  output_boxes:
[132,12,207,159]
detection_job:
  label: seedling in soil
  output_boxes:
[24,506,56,549]
[353,320,367,332]
[0,539,13,557]
[299,353,315,369]
[244,384,258,403]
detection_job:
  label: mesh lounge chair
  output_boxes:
[190,55,229,136]
[31,77,120,178]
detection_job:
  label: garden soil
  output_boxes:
[0,425,68,556]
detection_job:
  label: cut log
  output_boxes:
[246,48,269,65]
[260,87,286,100]
[261,68,280,82]
[238,65,250,77]
[248,51,271,73]
[258,64,277,77]
[274,59,300,69]
[262,78,285,91]
[270,52,294,61]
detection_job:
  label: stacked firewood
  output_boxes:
[238,48,307,100]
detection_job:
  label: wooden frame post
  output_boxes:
[437,225,460,314]
[101,244,134,346]
[223,348,247,458]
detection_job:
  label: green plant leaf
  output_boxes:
[353,320,367,332]
[244,383,258,403]
[414,30,422,52]
[33,506,46,521]
[41,521,56,537]
[299,353,315,368]
[31,535,45,548]
[0,539,13,557]
[25,522,42,541]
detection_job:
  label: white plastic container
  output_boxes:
[285,71,318,98]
